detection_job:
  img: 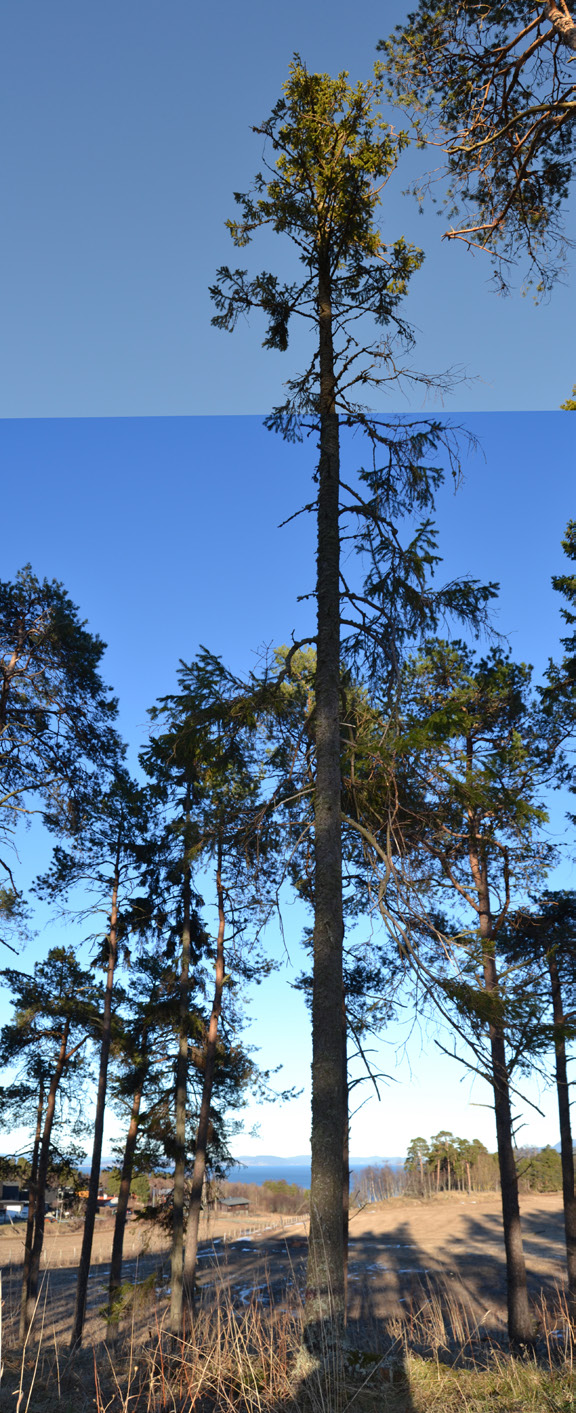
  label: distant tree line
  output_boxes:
[221,1178,310,1215]
[353,1140,569,1203]
[405,1133,499,1196]
[101,1168,151,1204]
[406,1134,567,1197]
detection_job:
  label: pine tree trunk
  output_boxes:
[19,1080,44,1343]
[70,842,121,1351]
[169,847,192,1336]
[183,840,226,1308]
[487,1013,532,1346]
[25,1021,71,1333]
[471,847,532,1347]
[304,251,346,1353]
[107,1038,148,1342]
[342,1001,349,1316]
[548,949,576,1318]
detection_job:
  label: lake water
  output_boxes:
[227,1163,312,1188]
[225,1162,392,1189]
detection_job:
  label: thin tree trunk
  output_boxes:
[70,835,122,1351]
[169,835,192,1336]
[471,839,532,1347]
[107,1036,148,1342]
[487,1010,532,1346]
[548,948,576,1319]
[183,839,226,1309]
[342,1000,349,1317]
[304,251,345,1353]
[25,1021,71,1333]
[19,1080,44,1343]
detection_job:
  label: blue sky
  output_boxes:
[0,413,574,1158]
[1,1,574,419]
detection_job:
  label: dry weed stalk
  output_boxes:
[7,1273,576,1411]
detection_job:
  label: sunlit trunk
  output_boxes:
[548,948,576,1318]
[107,1033,148,1342]
[169,810,192,1336]
[304,249,346,1355]
[342,1000,349,1317]
[471,839,532,1347]
[25,1021,71,1333]
[71,833,122,1351]
[183,839,226,1309]
[19,1080,44,1343]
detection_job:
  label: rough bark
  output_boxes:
[24,1021,71,1333]
[169,845,192,1336]
[545,1,576,51]
[487,1009,532,1346]
[0,620,25,728]
[19,1080,44,1343]
[70,837,121,1351]
[183,840,226,1308]
[107,1036,148,1341]
[470,834,532,1348]
[548,948,576,1318]
[342,998,349,1316]
[304,250,346,1352]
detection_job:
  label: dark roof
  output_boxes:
[218,1196,250,1208]
[0,1185,21,1201]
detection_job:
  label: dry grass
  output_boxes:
[1,1280,576,1413]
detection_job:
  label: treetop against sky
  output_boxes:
[0,411,574,1158]
[0,0,573,418]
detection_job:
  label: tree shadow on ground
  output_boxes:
[2,1204,571,1410]
[344,1202,571,1374]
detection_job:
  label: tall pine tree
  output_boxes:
[212,57,495,1354]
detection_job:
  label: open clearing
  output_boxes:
[0,1192,568,1345]
[346,1191,567,1332]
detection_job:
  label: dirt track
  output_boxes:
[0,1193,569,1344]
[0,1210,306,1344]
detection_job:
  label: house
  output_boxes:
[0,1182,29,1223]
[216,1195,250,1211]
[148,1177,174,1208]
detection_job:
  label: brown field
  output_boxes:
[0,1209,307,1345]
[346,1190,568,1332]
[0,1191,568,1347]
